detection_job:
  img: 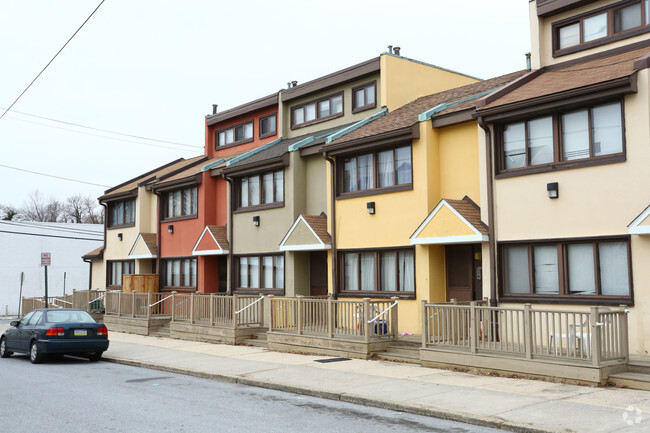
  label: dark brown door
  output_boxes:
[217,256,227,293]
[309,251,328,297]
[445,244,480,302]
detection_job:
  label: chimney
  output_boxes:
[292,81,298,87]
[525,52,532,71]
[287,82,291,89]
[212,104,218,115]
[393,46,401,56]
[387,45,393,54]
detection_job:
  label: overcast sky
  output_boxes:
[0,0,531,209]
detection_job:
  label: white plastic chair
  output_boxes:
[549,307,610,356]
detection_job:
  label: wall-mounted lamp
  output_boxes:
[117,233,123,241]
[253,216,260,227]
[547,182,559,199]
[367,202,375,215]
[168,225,174,234]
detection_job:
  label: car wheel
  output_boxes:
[88,351,103,362]
[0,337,13,358]
[30,342,43,364]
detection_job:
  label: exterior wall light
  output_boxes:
[117,233,123,241]
[367,202,375,215]
[168,225,174,234]
[253,216,260,226]
[547,182,559,199]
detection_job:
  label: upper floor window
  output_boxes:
[340,145,412,195]
[341,248,415,294]
[291,92,343,129]
[499,101,623,173]
[501,238,631,301]
[162,257,197,290]
[238,170,284,209]
[259,114,277,138]
[216,121,253,147]
[108,199,135,228]
[554,0,650,54]
[352,81,377,113]
[164,186,198,219]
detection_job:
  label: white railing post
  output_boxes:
[210,293,215,326]
[259,294,264,327]
[233,295,239,329]
[131,292,135,318]
[363,298,371,343]
[524,304,532,359]
[390,297,399,339]
[297,296,303,335]
[147,292,152,320]
[117,292,122,317]
[421,300,428,348]
[268,295,274,332]
[620,304,629,362]
[171,291,176,322]
[190,292,195,324]
[327,295,334,338]
[591,306,602,366]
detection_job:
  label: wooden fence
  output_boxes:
[422,301,629,366]
[270,296,398,342]
[21,289,107,315]
[104,291,264,328]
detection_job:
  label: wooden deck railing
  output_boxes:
[422,301,629,366]
[104,292,264,328]
[270,296,398,341]
[21,289,107,315]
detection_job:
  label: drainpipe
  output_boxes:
[478,117,498,307]
[323,152,337,298]
[223,175,234,295]
[153,191,162,292]
[82,257,93,290]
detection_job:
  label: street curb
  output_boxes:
[103,355,555,433]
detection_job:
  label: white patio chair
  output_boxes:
[549,307,610,357]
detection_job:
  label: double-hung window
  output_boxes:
[341,145,412,194]
[259,114,276,138]
[162,258,197,289]
[107,260,135,288]
[555,0,650,54]
[341,249,415,294]
[216,122,254,147]
[500,101,623,173]
[237,254,284,291]
[239,170,284,209]
[164,186,198,219]
[291,92,343,128]
[108,199,135,228]
[501,238,631,301]
[352,81,377,113]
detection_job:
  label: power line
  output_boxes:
[0,164,111,187]
[5,115,204,152]
[0,229,103,242]
[3,108,202,149]
[0,221,103,236]
[0,0,106,122]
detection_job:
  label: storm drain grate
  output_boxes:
[314,357,351,363]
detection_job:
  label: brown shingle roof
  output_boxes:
[444,197,488,235]
[82,246,104,260]
[480,46,650,110]
[206,225,230,250]
[100,156,205,200]
[301,215,331,244]
[326,70,527,146]
[139,233,158,256]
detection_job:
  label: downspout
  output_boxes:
[323,152,337,298]
[153,191,162,292]
[478,117,498,307]
[82,257,93,290]
[223,174,234,295]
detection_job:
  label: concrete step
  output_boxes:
[384,345,420,357]
[608,372,650,391]
[241,332,268,348]
[375,350,420,364]
[627,355,650,374]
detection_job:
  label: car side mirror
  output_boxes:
[10,320,19,327]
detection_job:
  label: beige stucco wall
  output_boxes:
[490,69,650,354]
[533,0,650,68]
[380,54,479,110]
[89,260,105,290]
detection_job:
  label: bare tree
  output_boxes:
[64,195,104,224]
[0,204,21,220]
[22,190,64,222]
[82,196,104,224]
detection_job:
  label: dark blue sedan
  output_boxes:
[0,309,109,363]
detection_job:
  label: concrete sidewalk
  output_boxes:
[101,332,650,433]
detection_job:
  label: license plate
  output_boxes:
[74,329,88,336]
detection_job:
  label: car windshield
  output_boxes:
[45,310,96,324]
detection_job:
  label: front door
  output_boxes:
[309,251,328,297]
[445,244,481,302]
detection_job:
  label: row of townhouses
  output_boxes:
[84,0,650,355]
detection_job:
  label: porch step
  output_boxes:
[627,355,650,374]
[375,339,421,364]
[608,372,650,391]
[241,332,268,348]
[149,322,171,338]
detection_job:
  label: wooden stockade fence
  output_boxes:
[21,289,107,315]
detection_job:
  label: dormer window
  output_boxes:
[554,0,650,56]
[216,121,254,148]
[352,81,377,113]
[291,92,343,129]
[108,199,135,228]
[259,114,276,138]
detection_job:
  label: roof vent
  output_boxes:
[387,45,393,54]
[212,104,218,115]
[393,46,401,56]
[292,81,298,87]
